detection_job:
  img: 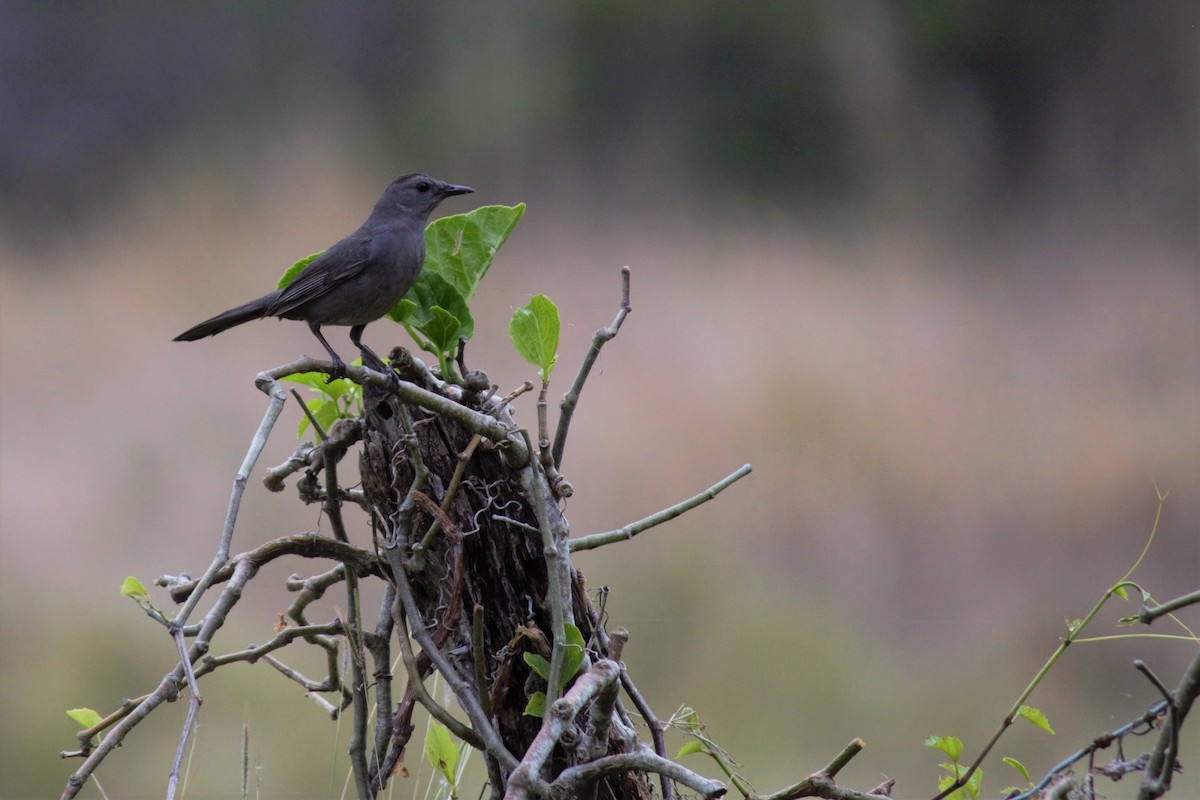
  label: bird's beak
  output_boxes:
[444,184,474,196]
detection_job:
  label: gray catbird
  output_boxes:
[174,173,473,376]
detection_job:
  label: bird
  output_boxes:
[174,173,473,378]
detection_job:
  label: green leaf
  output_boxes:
[965,766,982,799]
[276,251,323,289]
[67,708,102,729]
[523,652,550,680]
[559,622,586,688]
[282,371,354,401]
[510,295,560,381]
[1003,757,1032,785]
[523,691,546,718]
[425,204,525,301]
[120,577,148,599]
[1016,705,1055,734]
[1114,585,1128,600]
[925,735,964,761]
[676,740,705,759]
[423,721,459,787]
[421,306,466,355]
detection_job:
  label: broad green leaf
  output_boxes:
[420,306,466,355]
[423,721,459,787]
[924,735,963,760]
[676,740,704,759]
[559,622,586,689]
[276,252,323,289]
[1016,705,1055,734]
[425,204,525,301]
[1003,757,1032,785]
[510,295,560,381]
[523,652,550,680]
[523,691,546,718]
[388,298,418,326]
[67,708,102,729]
[120,577,148,599]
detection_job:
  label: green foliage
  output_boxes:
[67,707,102,730]
[388,203,525,377]
[1001,756,1033,795]
[423,721,460,797]
[121,575,160,615]
[1015,704,1055,734]
[509,294,560,382]
[274,204,525,381]
[281,367,361,439]
[521,622,585,717]
[276,251,322,289]
[67,708,101,748]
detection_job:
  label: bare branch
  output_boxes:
[570,464,752,552]
[552,266,631,470]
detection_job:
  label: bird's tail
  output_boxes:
[173,294,275,341]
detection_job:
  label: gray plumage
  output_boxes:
[175,173,473,375]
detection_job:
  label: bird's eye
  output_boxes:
[416,181,431,192]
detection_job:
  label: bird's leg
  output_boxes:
[308,322,348,381]
[350,324,399,389]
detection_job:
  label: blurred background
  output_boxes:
[1,3,1197,798]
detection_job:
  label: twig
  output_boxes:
[166,627,204,800]
[570,464,752,552]
[261,357,529,466]
[505,660,624,798]
[171,373,289,626]
[1139,649,1199,800]
[387,544,518,772]
[62,559,259,800]
[519,461,574,706]
[552,266,631,470]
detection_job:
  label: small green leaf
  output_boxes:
[276,252,323,289]
[676,740,705,759]
[425,204,525,301]
[1114,585,1128,600]
[559,622,586,689]
[523,691,546,717]
[67,708,102,729]
[282,371,353,401]
[120,577,148,599]
[510,295,560,381]
[965,766,982,798]
[423,721,459,786]
[1003,757,1032,785]
[1016,705,1055,734]
[387,298,418,325]
[925,735,964,761]
[523,652,550,680]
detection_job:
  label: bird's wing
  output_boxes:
[267,236,373,316]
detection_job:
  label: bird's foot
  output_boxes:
[326,358,348,383]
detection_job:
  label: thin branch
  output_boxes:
[1140,589,1200,625]
[1139,649,1200,800]
[505,660,624,798]
[519,461,574,706]
[547,745,727,800]
[552,266,631,470]
[62,559,259,800]
[570,464,752,552]
[387,544,518,772]
[261,357,529,466]
[171,373,289,626]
